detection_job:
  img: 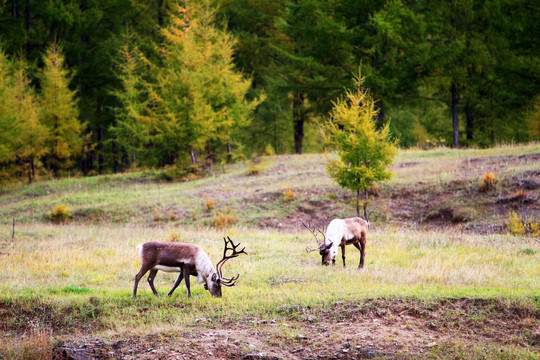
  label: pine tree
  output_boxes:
[39,43,82,175]
[323,72,397,219]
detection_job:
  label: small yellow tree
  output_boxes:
[322,72,397,219]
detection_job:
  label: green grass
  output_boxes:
[1,143,538,228]
[0,144,539,358]
[1,224,538,332]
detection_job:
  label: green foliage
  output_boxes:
[213,207,238,229]
[109,28,149,170]
[49,204,72,224]
[39,43,82,175]
[142,0,264,168]
[479,172,496,192]
[0,0,539,181]
[506,211,539,238]
[322,72,397,216]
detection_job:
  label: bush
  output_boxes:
[479,172,496,192]
[168,231,180,242]
[213,208,238,229]
[245,154,268,176]
[282,189,296,202]
[205,199,214,212]
[263,144,275,156]
[506,211,539,237]
[49,204,71,224]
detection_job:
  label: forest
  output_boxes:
[0,0,538,183]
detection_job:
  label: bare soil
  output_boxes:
[50,298,539,359]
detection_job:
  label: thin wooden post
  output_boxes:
[12,217,15,239]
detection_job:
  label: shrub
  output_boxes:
[205,199,214,212]
[282,189,296,202]
[213,208,238,229]
[49,204,71,224]
[264,144,275,156]
[168,231,180,242]
[479,172,495,192]
[515,188,527,200]
[245,154,268,176]
[506,211,539,237]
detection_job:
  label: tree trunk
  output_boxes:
[190,146,197,165]
[451,82,459,148]
[466,107,473,141]
[376,106,385,129]
[25,0,30,56]
[112,141,119,173]
[293,92,305,154]
[157,0,164,27]
[97,126,104,174]
[12,0,18,19]
[27,160,32,184]
[356,189,360,217]
[363,189,369,223]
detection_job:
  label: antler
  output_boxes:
[216,236,247,287]
[303,221,325,253]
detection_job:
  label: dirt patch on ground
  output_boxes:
[251,168,539,235]
[49,298,539,359]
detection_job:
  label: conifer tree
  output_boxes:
[39,43,82,175]
[110,29,149,170]
[12,59,48,183]
[148,0,262,167]
[323,72,397,219]
[0,50,17,166]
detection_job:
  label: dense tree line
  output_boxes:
[0,0,538,183]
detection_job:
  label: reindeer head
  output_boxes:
[303,222,333,266]
[208,236,247,297]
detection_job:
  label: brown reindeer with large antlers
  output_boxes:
[132,236,247,298]
[304,217,368,269]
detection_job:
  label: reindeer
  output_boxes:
[132,236,247,298]
[305,217,368,269]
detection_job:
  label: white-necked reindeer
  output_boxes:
[132,236,247,298]
[305,217,368,269]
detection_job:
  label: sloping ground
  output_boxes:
[1,146,538,235]
[0,145,539,359]
[50,298,539,359]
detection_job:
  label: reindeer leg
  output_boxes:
[167,269,184,297]
[341,243,347,268]
[147,269,159,297]
[358,235,367,269]
[183,264,192,298]
[353,242,362,269]
[132,264,153,298]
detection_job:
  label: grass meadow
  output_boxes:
[0,143,539,358]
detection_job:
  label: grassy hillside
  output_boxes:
[0,144,539,359]
[1,143,539,231]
